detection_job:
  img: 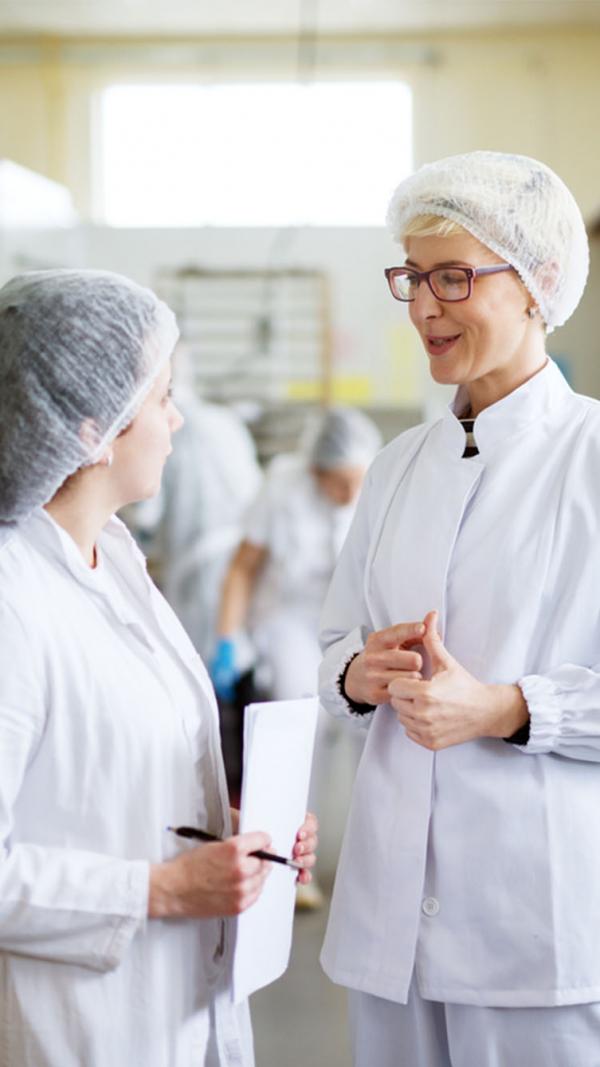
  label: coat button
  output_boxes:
[422,896,440,917]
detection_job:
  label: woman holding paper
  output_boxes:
[319,152,600,1065]
[0,269,317,1067]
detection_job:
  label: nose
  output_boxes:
[170,404,184,434]
[410,279,443,322]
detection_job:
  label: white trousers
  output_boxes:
[349,982,600,1067]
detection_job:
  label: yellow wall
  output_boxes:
[0,27,599,221]
[411,31,600,220]
[0,61,55,179]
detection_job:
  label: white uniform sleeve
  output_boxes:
[517,663,600,761]
[319,469,376,726]
[0,601,149,973]
[242,480,272,548]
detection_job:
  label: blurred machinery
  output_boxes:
[156,264,332,461]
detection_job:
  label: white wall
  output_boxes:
[3,215,592,412]
[74,216,600,407]
[80,223,427,410]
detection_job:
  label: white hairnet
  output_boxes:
[386,151,589,331]
[0,269,179,523]
[308,408,382,470]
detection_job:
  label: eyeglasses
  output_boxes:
[384,264,515,303]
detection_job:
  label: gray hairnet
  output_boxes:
[0,269,179,522]
[386,151,589,331]
[309,408,382,471]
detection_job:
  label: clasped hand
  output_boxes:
[344,611,528,751]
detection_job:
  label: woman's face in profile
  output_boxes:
[313,464,365,507]
[404,232,536,391]
[112,359,183,505]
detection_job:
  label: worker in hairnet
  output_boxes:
[211,407,382,907]
[0,269,317,1067]
[123,345,262,663]
[318,152,600,1066]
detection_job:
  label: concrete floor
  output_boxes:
[250,722,363,1067]
[251,900,351,1067]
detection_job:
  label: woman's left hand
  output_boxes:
[292,812,319,885]
[389,611,529,750]
[232,807,318,883]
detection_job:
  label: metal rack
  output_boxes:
[155,265,332,407]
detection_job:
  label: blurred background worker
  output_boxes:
[210,407,382,906]
[212,408,381,698]
[124,346,263,663]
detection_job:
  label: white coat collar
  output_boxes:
[443,358,572,461]
[26,508,137,589]
[23,510,158,647]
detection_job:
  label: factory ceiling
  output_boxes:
[0,0,599,37]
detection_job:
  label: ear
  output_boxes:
[536,259,560,299]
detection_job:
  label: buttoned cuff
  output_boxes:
[101,860,150,971]
[515,675,563,754]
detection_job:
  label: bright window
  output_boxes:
[98,81,412,226]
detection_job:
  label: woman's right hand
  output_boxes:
[148,831,272,919]
[344,621,426,707]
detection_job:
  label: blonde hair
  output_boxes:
[400,211,547,331]
[401,213,467,242]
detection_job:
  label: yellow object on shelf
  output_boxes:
[386,322,421,405]
[287,375,373,403]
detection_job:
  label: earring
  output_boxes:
[101,453,113,468]
[527,307,537,319]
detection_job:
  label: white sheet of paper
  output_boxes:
[232,696,319,1003]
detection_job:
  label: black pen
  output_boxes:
[166,825,303,871]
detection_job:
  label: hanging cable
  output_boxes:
[254,0,321,370]
[297,0,320,84]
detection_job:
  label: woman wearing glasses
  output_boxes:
[318,152,598,1065]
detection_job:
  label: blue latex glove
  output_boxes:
[210,637,238,702]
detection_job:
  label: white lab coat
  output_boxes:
[127,397,262,662]
[244,455,355,696]
[0,508,251,1066]
[320,360,600,1008]
[245,456,360,812]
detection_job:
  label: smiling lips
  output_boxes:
[425,333,461,356]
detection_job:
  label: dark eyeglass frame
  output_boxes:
[384,263,515,303]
